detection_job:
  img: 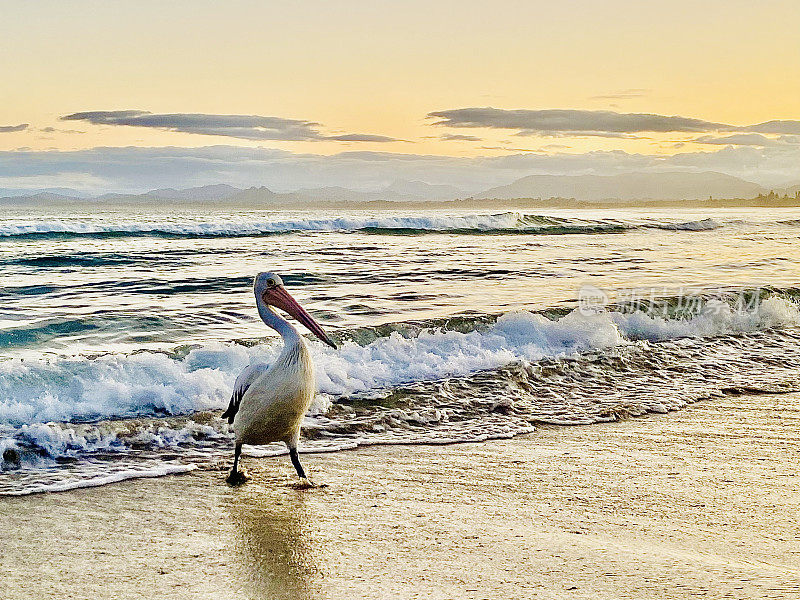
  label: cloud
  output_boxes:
[693,133,800,147]
[590,88,651,100]
[744,120,800,135]
[438,134,482,142]
[513,129,645,139]
[693,133,778,147]
[427,108,729,135]
[478,145,544,153]
[40,126,86,134]
[427,107,800,140]
[61,110,398,142]
[0,124,28,133]
[325,133,398,142]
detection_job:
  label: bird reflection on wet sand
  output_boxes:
[225,481,319,600]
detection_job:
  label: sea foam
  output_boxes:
[0,296,797,428]
[1,462,197,496]
[0,212,728,238]
[0,212,527,237]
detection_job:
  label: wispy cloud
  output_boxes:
[61,110,398,142]
[0,124,28,133]
[513,130,645,139]
[693,133,779,147]
[427,107,800,140]
[589,88,651,100]
[325,133,398,142]
[438,133,482,142]
[40,126,86,134]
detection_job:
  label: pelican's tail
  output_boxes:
[221,390,241,424]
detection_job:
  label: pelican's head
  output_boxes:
[254,272,337,349]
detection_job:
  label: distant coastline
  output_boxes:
[3,194,799,210]
[2,170,798,209]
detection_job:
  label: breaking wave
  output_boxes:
[2,295,796,428]
[0,212,725,239]
[2,291,799,495]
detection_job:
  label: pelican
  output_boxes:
[222,272,336,486]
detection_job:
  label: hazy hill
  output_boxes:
[223,186,400,204]
[384,180,466,200]
[476,172,766,201]
[221,186,278,204]
[226,184,460,204]
[146,184,239,201]
[0,191,81,204]
[282,186,404,203]
[0,187,90,199]
[97,184,240,202]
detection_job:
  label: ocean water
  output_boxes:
[1,205,799,495]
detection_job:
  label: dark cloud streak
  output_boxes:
[61,110,398,142]
[427,108,728,134]
[0,124,28,133]
[427,107,800,139]
[439,133,482,142]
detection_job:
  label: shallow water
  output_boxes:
[1,205,799,494]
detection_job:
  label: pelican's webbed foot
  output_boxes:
[290,476,327,489]
[226,469,249,486]
[287,447,327,488]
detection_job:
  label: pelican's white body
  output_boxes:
[232,332,315,447]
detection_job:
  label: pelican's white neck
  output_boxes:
[256,295,302,344]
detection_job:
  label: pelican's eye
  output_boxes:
[266,278,279,289]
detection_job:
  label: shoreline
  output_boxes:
[2,391,799,599]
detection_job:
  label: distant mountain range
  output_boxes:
[98,183,241,202]
[33,179,466,205]
[475,172,768,201]
[224,181,465,204]
[2,172,798,206]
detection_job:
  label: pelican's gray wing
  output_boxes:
[222,362,270,424]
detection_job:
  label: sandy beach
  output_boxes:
[5,2,800,598]
[2,391,799,600]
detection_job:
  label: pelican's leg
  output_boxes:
[289,446,307,479]
[226,442,248,485]
[289,446,319,488]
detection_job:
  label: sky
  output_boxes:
[1,0,799,194]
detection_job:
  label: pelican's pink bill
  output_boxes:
[263,286,337,349]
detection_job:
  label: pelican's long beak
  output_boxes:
[264,286,337,349]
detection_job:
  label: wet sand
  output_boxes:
[1,392,799,600]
